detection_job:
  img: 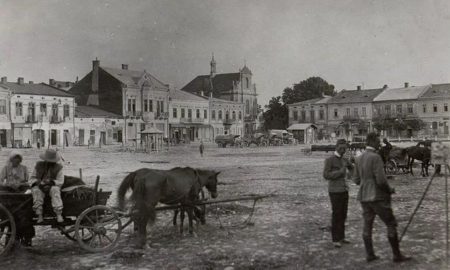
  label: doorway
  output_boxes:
[79,129,85,145]
[117,130,122,143]
[100,132,106,145]
[0,130,6,147]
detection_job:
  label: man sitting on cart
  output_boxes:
[0,151,35,246]
[31,149,64,223]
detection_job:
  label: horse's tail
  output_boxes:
[117,171,137,210]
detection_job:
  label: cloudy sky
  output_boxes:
[1,0,450,105]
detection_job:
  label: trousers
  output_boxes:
[329,191,348,242]
[361,200,397,238]
[31,185,63,213]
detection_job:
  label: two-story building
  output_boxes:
[373,83,430,137]
[326,86,383,140]
[69,60,170,143]
[168,89,211,143]
[209,97,245,138]
[181,55,258,135]
[0,77,75,147]
[417,84,450,138]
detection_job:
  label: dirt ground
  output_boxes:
[0,143,448,270]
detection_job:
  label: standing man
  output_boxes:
[353,132,411,263]
[199,140,204,157]
[323,139,353,248]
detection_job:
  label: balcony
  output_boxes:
[50,115,63,124]
[25,115,38,123]
[180,117,205,124]
[223,118,236,125]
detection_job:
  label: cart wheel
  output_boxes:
[0,204,16,256]
[386,160,399,174]
[75,205,122,253]
[62,226,94,243]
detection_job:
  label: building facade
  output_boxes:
[0,79,11,147]
[288,96,330,139]
[417,84,450,138]
[168,89,212,143]
[69,60,170,143]
[181,55,258,135]
[0,77,75,148]
[209,97,245,138]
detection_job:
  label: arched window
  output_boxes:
[246,78,249,88]
[239,111,242,120]
[232,111,236,120]
[218,110,222,120]
[245,100,250,114]
[225,111,229,120]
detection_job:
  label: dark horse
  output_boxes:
[117,167,219,248]
[406,146,431,177]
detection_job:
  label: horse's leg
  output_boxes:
[180,207,185,234]
[187,206,194,235]
[173,209,178,226]
[409,158,414,176]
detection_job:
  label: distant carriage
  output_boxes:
[215,134,240,148]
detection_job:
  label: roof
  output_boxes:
[181,73,241,96]
[287,123,318,130]
[419,84,450,99]
[101,67,168,90]
[328,88,383,104]
[0,82,74,97]
[169,89,208,102]
[240,65,252,75]
[75,106,122,118]
[289,97,323,106]
[373,85,430,102]
[210,97,244,105]
[140,127,163,134]
[316,96,332,104]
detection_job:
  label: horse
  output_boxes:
[117,167,219,248]
[406,146,431,177]
[172,189,206,234]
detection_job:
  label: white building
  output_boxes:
[210,97,245,138]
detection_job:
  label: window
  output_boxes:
[396,104,402,114]
[15,102,22,116]
[204,109,207,119]
[445,103,448,112]
[346,108,350,116]
[0,100,6,114]
[423,104,427,113]
[127,98,132,112]
[293,111,298,121]
[301,111,306,121]
[63,104,70,118]
[196,109,200,118]
[144,100,148,112]
[181,108,185,118]
[212,110,216,119]
[156,101,160,116]
[188,109,192,118]
[353,108,358,117]
[362,107,367,117]
[160,100,164,113]
[432,122,438,129]
[239,111,242,120]
[384,104,391,115]
[218,110,223,120]
[319,110,324,120]
[334,108,338,118]
[246,100,250,114]
[140,123,145,131]
[52,104,58,117]
[172,108,177,118]
[40,103,47,116]
[149,99,153,112]
[433,104,438,113]
[246,78,249,88]
[225,111,229,120]
[89,130,95,144]
[28,103,35,121]
[232,111,236,120]
[407,103,413,114]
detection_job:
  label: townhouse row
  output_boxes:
[287,83,450,142]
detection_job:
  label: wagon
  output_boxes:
[0,176,123,255]
[385,147,409,174]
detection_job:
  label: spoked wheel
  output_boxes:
[386,160,399,174]
[74,205,122,252]
[62,225,94,243]
[0,204,16,256]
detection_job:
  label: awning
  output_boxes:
[287,123,318,131]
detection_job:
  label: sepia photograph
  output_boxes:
[0,0,450,269]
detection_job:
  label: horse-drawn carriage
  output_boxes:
[385,147,409,174]
[0,177,124,255]
[243,133,268,147]
[215,134,240,148]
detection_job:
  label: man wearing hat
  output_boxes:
[31,149,64,223]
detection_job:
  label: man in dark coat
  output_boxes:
[323,139,353,248]
[353,132,411,263]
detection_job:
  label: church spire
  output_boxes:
[210,53,216,78]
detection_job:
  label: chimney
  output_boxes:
[121,64,128,70]
[383,84,388,89]
[0,77,6,84]
[357,85,361,91]
[29,81,34,84]
[49,78,55,86]
[88,58,100,106]
[404,82,409,88]
[17,77,24,85]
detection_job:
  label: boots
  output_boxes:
[388,234,412,263]
[36,209,44,224]
[363,237,379,262]
[55,209,64,223]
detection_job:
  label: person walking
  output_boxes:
[323,139,353,248]
[353,132,411,263]
[199,140,204,157]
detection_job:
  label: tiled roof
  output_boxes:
[169,89,208,102]
[0,82,74,97]
[328,88,383,104]
[316,96,332,104]
[210,97,243,105]
[101,67,168,90]
[289,97,323,106]
[75,106,121,118]
[373,85,430,102]
[419,84,450,99]
[181,73,241,96]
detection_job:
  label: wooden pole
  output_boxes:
[79,168,83,180]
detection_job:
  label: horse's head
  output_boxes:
[197,169,220,199]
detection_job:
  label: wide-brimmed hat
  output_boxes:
[39,149,61,163]
[9,151,23,161]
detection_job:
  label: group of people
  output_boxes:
[323,132,412,263]
[0,149,65,247]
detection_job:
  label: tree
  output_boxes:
[405,118,426,131]
[282,77,336,105]
[263,96,288,130]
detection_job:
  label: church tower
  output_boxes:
[210,53,216,78]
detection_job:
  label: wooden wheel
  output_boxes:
[0,204,16,256]
[386,160,399,174]
[74,205,122,253]
[61,226,94,243]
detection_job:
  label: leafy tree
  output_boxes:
[263,96,288,130]
[282,77,336,105]
[405,118,426,131]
